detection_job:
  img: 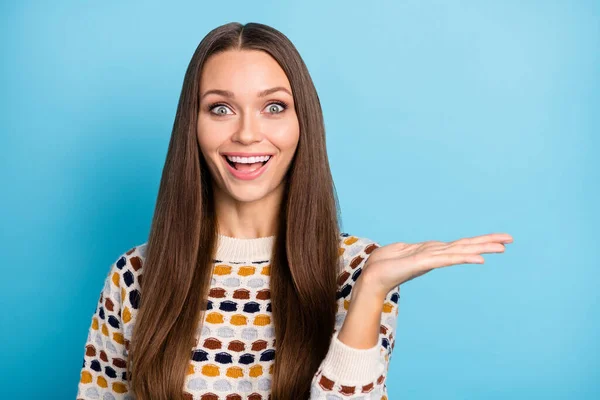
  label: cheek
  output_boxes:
[196,120,223,153]
[270,120,300,152]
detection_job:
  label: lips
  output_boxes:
[222,155,273,181]
[223,156,268,170]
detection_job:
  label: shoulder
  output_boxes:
[101,242,148,305]
[336,232,381,283]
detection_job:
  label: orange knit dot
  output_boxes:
[382,302,394,313]
[253,315,271,326]
[97,376,108,388]
[112,272,120,287]
[91,317,98,330]
[187,363,195,375]
[80,371,92,384]
[261,266,270,276]
[205,312,224,324]
[112,382,128,394]
[230,315,247,326]
[238,266,256,276]
[201,364,220,377]
[113,332,124,344]
[344,300,350,310]
[101,323,108,336]
[226,366,244,378]
[344,236,358,245]
[122,306,131,323]
[214,265,232,275]
[249,365,263,377]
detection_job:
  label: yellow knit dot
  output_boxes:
[91,317,98,330]
[97,376,108,388]
[261,265,270,276]
[214,265,232,275]
[202,364,220,377]
[122,306,131,323]
[113,382,128,394]
[344,299,350,310]
[230,315,248,326]
[187,363,195,375]
[338,247,345,256]
[249,365,263,377]
[112,272,120,287]
[113,332,124,344]
[101,323,108,336]
[238,266,255,276]
[80,371,92,384]
[344,236,358,245]
[205,312,224,324]
[121,287,125,302]
[253,315,271,326]
[226,366,244,378]
[382,302,394,313]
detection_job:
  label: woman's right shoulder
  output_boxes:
[101,242,148,302]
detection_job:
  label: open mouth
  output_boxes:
[222,155,272,172]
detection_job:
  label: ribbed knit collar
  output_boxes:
[214,233,276,262]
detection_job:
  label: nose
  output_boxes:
[231,109,263,145]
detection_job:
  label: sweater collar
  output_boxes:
[214,233,276,262]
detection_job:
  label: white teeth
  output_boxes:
[226,155,271,164]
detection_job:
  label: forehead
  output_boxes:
[199,49,291,94]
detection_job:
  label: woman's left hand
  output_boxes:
[361,232,514,298]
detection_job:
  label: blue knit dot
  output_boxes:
[116,256,126,269]
[90,359,101,372]
[219,300,237,312]
[108,315,120,329]
[242,302,260,313]
[259,349,275,362]
[123,270,134,287]
[129,289,140,309]
[382,338,389,349]
[239,353,255,364]
[192,349,208,362]
[105,366,117,378]
[214,352,233,364]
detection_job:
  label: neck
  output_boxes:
[213,180,285,239]
[214,233,276,262]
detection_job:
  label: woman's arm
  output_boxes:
[76,254,133,400]
[309,240,400,399]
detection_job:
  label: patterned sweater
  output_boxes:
[76,233,401,399]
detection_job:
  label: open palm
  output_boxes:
[362,232,514,298]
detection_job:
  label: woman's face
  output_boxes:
[197,49,300,204]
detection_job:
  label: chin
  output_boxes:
[229,190,270,204]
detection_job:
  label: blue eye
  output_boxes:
[265,101,287,114]
[209,103,233,116]
[207,101,288,116]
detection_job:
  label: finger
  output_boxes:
[446,242,506,255]
[451,233,513,246]
[418,253,485,270]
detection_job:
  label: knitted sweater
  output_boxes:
[76,233,401,399]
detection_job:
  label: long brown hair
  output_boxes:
[127,22,342,399]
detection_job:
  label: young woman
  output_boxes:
[76,22,513,400]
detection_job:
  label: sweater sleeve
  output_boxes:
[309,237,401,399]
[76,253,133,400]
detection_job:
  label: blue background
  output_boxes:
[1,1,598,398]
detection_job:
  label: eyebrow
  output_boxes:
[200,86,292,101]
